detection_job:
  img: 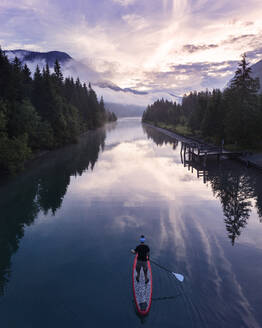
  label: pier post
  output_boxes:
[204,151,207,168]
[203,170,207,184]
[183,144,186,166]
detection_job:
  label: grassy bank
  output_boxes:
[145,121,202,141]
[157,122,193,137]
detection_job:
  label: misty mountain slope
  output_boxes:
[96,81,148,95]
[105,102,145,117]
[5,50,72,66]
[4,49,182,106]
[4,49,109,83]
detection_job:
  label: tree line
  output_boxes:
[142,54,262,149]
[0,47,117,174]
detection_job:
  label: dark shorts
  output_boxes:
[136,260,148,273]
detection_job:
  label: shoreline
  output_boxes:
[24,125,108,169]
[0,123,112,178]
[143,122,262,171]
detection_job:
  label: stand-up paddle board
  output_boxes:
[132,254,152,316]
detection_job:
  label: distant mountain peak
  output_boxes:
[95,81,148,95]
[4,49,72,66]
[3,47,181,106]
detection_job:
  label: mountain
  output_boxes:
[4,49,180,107]
[5,50,72,66]
[94,81,148,95]
[5,50,147,97]
[105,102,145,117]
[251,59,262,92]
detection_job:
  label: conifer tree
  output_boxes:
[54,59,63,82]
[225,53,260,146]
[231,53,259,96]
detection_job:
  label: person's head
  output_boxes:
[140,235,145,243]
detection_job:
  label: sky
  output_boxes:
[1,0,262,105]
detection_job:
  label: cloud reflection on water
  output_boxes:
[0,118,261,327]
[68,118,262,327]
[69,139,212,205]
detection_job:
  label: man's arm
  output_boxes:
[147,246,150,259]
[131,246,138,254]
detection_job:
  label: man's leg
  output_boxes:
[142,262,149,283]
[136,262,141,282]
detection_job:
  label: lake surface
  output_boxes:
[0,117,262,328]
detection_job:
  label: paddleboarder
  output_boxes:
[132,235,150,283]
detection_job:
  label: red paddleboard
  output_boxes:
[132,254,152,316]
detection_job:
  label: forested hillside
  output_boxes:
[142,54,262,149]
[0,48,116,174]
[105,102,145,117]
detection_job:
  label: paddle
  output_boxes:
[150,259,184,282]
[130,249,184,282]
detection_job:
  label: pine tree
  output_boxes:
[0,48,12,100]
[231,53,259,96]
[22,64,32,98]
[54,59,63,82]
[225,53,260,147]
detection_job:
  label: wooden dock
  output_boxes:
[143,123,244,166]
[180,141,243,167]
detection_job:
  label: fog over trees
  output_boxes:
[0,48,116,174]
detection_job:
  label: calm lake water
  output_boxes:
[0,117,262,328]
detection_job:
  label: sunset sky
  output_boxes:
[1,0,262,103]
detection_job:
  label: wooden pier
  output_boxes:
[180,141,243,167]
[143,123,244,167]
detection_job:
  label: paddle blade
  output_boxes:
[172,272,184,282]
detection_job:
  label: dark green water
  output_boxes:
[0,117,262,328]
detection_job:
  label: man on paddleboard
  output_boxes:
[132,235,150,284]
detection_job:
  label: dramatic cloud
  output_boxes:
[1,0,262,104]
[183,44,219,53]
[223,34,256,44]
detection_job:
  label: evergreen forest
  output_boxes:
[142,54,262,149]
[0,48,117,174]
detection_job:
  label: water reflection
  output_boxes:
[0,119,262,327]
[143,124,262,245]
[208,167,254,245]
[0,127,107,295]
[142,125,178,149]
